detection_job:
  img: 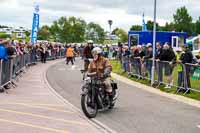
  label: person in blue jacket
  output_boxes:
[0,40,9,61]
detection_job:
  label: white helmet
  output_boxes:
[87,40,93,44]
[92,47,102,54]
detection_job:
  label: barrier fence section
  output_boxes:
[128,57,200,94]
[0,49,66,91]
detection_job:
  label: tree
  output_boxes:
[37,25,51,40]
[195,17,200,35]
[0,33,10,39]
[162,22,175,31]
[112,28,119,34]
[50,16,86,43]
[146,21,160,31]
[173,6,193,35]
[130,25,142,31]
[0,25,8,28]
[114,28,128,43]
[86,22,105,43]
[25,31,31,38]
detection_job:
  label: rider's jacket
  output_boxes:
[88,56,112,78]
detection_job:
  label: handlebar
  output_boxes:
[87,72,97,77]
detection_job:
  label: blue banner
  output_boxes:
[31,4,40,44]
[142,13,147,31]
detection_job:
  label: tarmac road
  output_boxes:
[46,59,200,133]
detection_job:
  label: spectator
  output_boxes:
[39,44,47,63]
[122,46,130,73]
[7,41,17,59]
[142,43,153,80]
[79,44,84,59]
[180,45,194,93]
[130,46,140,76]
[118,42,123,63]
[156,42,163,84]
[175,47,184,91]
[109,45,114,59]
[160,43,176,89]
[140,44,147,77]
[196,50,200,65]
[0,39,9,61]
[103,45,109,58]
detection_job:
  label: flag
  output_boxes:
[31,4,40,44]
[142,13,147,31]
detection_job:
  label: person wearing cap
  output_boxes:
[159,43,176,89]
[176,47,184,91]
[180,45,194,93]
[142,43,153,80]
[0,40,9,61]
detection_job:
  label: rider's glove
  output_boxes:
[104,67,111,77]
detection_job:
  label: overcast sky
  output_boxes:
[0,0,200,31]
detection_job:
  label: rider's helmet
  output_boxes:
[87,40,93,44]
[92,47,102,61]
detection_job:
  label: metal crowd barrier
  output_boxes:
[128,57,200,94]
[0,49,66,92]
[0,59,12,87]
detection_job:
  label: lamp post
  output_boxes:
[151,0,157,86]
[108,20,113,35]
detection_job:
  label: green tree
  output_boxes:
[195,17,200,35]
[50,16,86,43]
[173,6,193,35]
[0,33,10,39]
[146,20,160,31]
[112,28,119,34]
[162,22,175,31]
[37,25,51,40]
[130,25,142,31]
[114,28,128,43]
[86,22,105,43]
[0,25,8,28]
[25,31,31,38]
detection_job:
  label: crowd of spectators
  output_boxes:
[0,39,66,63]
[114,42,200,93]
[1,38,200,93]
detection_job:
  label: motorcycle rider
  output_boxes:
[88,47,114,107]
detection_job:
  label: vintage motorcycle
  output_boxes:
[80,72,118,118]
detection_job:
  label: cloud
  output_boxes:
[0,0,200,31]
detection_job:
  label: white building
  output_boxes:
[0,26,30,39]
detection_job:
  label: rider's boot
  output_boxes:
[108,92,114,109]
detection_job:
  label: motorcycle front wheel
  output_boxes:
[81,94,98,118]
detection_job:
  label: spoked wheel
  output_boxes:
[81,94,98,118]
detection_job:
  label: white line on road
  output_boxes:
[197,125,200,129]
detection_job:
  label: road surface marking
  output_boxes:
[57,68,66,71]
[0,103,65,107]
[0,103,74,114]
[197,125,200,128]
[0,118,70,133]
[0,108,89,126]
